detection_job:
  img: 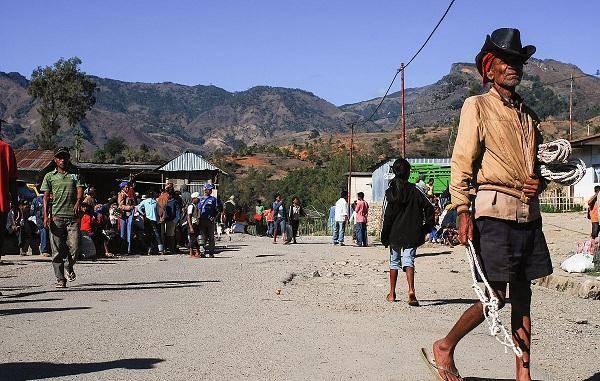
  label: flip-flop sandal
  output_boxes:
[408,299,420,307]
[419,348,461,381]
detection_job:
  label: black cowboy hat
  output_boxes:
[475,28,536,75]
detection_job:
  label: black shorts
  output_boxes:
[473,217,552,283]
[592,222,599,239]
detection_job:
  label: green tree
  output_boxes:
[28,57,96,149]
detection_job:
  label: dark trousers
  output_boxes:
[0,212,7,259]
[145,220,163,254]
[290,219,300,242]
[198,219,215,254]
[39,226,50,254]
[355,222,367,246]
[592,222,599,239]
[49,217,80,282]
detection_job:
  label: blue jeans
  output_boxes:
[39,226,50,254]
[332,221,346,244]
[119,214,133,254]
[390,246,417,270]
[274,218,285,237]
[355,222,367,246]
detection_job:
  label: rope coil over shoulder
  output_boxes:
[537,139,586,186]
[464,139,583,357]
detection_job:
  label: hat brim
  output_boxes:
[476,35,536,75]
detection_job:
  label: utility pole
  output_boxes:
[347,122,354,208]
[569,73,573,140]
[400,63,406,158]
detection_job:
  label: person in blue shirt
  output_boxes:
[197,183,221,257]
[137,191,164,255]
[31,191,50,256]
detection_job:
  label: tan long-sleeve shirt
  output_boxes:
[450,87,542,223]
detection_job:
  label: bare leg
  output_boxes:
[406,266,418,305]
[387,269,398,302]
[510,282,532,381]
[433,282,507,381]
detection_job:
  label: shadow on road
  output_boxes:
[416,250,452,258]
[256,254,284,258]
[5,280,220,299]
[582,373,600,381]
[419,298,485,306]
[0,298,62,304]
[0,306,91,316]
[0,358,164,381]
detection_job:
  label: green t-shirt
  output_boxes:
[41,169,85,218]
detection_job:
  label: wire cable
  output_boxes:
[404,0,456,69]
[352,0,457,126]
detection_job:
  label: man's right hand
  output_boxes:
[43,216,50,229]
[458,211,473,246]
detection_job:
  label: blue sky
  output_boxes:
[1,0,598,105]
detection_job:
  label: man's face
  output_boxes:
[204,188,212,196]
[488,54,523,88]
[54,154,70,169]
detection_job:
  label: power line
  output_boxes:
[404,0,456,69]
[352,0,456,127]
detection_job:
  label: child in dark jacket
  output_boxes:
[381,158,435,306]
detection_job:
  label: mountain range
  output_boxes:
[1,58,599,158]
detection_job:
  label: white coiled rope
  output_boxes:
[538,139,586,186]
[464,139,584,357]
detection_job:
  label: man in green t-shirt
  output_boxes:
[41,147,85,288]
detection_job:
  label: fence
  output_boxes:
[539,190,585,213]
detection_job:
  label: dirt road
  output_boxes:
[0,214,598,380]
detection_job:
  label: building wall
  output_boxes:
[349,176,373,204]
[571,146,598,199]
[371,159,394,203]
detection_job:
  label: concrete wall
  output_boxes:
[349,176,373,204]
[571,146,599,199]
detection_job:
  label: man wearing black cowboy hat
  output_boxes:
[423,28,552,381]
[41,147,86,288]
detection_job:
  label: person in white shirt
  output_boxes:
[186,192,201,258]
[332,190,349,246]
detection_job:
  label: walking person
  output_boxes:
[117,181,136,255]
[197,183,220,257]
[186,192,201,258]
[381,158,435,306]
[332,190,348,246]
[427,28,552,381]
[287,196,305,244]
[223,195,236,229]
[0,121,18,265]
[31,191,51,257]
[137,191,164,255]
[271,193,287,244]
[354,192,369,247]
[41,147,85,288]
[587,185,600,239]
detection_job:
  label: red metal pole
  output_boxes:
[401,63,406,157]
[348,122,354,207]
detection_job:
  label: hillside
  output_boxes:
[1,58,599,159]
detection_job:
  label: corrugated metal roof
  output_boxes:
[157,151,223,173]
[77,162,159,171]
[14,149,55,171]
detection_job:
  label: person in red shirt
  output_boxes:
[0,120,19,264]
[354,192,369,247]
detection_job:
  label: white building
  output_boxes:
[569,134,600,199]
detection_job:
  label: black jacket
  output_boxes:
[381,179,435,248]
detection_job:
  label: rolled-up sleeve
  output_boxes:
[450,98,483,212]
